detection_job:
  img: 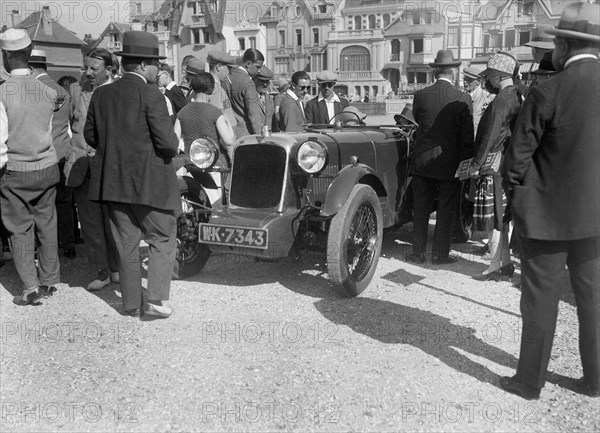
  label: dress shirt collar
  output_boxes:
[166,81,177,90]
[437,77,453,85]
[564,54,598,69]
[9,68,31,76]
[318,92,340,103]
[126,71,147,83]
[286,89,299,101]
[35,72,49,79]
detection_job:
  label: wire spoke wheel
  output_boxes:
[347,203,378,281]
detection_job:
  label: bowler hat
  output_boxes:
[255,66,274,81]
[463,66,482,81]
[0,28,31,51]
[29,49,49,66]
[114,31,166,59]
[429,49,461,68]
[480,51,518,78]
[532,51,557,75]
[524,26,555,49]
[184,58,206,75]
[545,2,600,43]
[316,70,338,83]
[207,51,236,66]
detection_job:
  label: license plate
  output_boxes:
[199,224,268,249]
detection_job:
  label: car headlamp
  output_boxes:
[189,138,219,170]
[297,140,328,174]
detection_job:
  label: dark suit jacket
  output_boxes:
[278,93,305,132]
[225,67,262,136]
[37,74,71,161]
[257,93,275,130]
[504,58,600,240]
[84,73,180,211]
[304,94,349,124]
[164,83,188,114]
[410,80,474,179]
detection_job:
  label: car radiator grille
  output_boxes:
[230,145,287,208]
[310,164,339,196]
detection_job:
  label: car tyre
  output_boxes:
[453,180,473,243]
[327,184,383,297]
[172,191,211,280]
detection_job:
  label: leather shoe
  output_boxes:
[404,252,425,264]
[573,377,600,397]
[432,255,459,265]
[499,376,541,400]
[87,270,111,291]
[39,285,57,298]
[500,263,515,277]
[123,308,141,318]
[13,287,43,306]
[142,301,173,319]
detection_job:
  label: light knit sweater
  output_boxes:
[0,71,57,171]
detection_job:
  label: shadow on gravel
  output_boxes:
[315,298,518,389]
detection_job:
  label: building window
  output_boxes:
[368,15,376,29]
[347,18,353,30]
[519,30,530,45]
[339,45,370,71]
[461,27,473,47]
[191,28,200,44]
[238,37,245,50]
[412,12,420,25]
[448,27,458,46]
[207,0,218,12]
[319,3,327,13]
[191,1,201,15]
[279,30,285,47]
[412,38,424,54]
[505,29,515,48]
[383,13,390,28]
[424,12,433,24]
[249,36,256,49]
[296,29,302,46]
[354,16,362,30]
[391,39,401,61]
[312,28,319,46]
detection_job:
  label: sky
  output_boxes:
[1,0,157,39]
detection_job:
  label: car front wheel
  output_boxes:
[327,184,383,297]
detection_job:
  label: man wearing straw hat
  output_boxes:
[502,2,600,399]
[403,49,474,265]
[84,31,180,319]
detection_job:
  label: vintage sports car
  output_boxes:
[182,113,472,297]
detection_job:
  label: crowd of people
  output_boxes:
[0,2,598,400]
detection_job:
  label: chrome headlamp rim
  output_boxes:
[189,137,220,170]
[297,140,328,174]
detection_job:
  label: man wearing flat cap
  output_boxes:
[84,31,180,319]
[501,2,600,400]
[404,49,474,265]
[253,66,276,129]
[183,57,207,102]
[305,70,349,124]
[206,51,237,132]
[0,29,62,305]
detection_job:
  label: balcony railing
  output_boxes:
[389,53,401,61]
[329,29,384,40]
[337,71,378,80]
[474,46,515,55]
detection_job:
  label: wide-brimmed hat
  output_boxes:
[114,31,166,59]
[532,51,557,75]
[524,26,555,49]
[463,66,483,81]
[316,70,337,83]
[429,49,461,68]
[29,49,49,66]
[207,51,236,66]
[0,28,31,51]
[480,51,518,78]
[184,58,206,75]
[545,2,600,43]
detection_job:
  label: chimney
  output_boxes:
[11,10,21,27]
[42,6,52,35]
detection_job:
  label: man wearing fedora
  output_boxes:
[404,49,473,265]
[29,49,76,261]
[502,2,600,399]
[84,31,180,319]
[305,70,349,124]
[0,29,62,305]
[225,48,264,137]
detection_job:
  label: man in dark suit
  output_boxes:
[404,49,474,264]
[252,66,275,129]
[279,71,310,132]
[225,48,264,137]
[158,63,187,113]
[501,2,600,400]
[304,70,349,124]
[84,31,180,319]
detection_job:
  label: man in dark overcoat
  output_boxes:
[404,49,474,264]
[304,70,349,124]
[84,31,180,319]
[501,2,600,399]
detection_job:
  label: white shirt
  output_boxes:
[437,77,454,85]
[317,91,341,124]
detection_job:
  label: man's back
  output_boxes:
[505,58,600,240]
[37,74,70,161]
[226,67,262,136]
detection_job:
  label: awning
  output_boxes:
[381,61,403,71]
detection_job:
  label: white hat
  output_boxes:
[0,28,32,51]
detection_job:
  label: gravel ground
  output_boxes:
[1,222,598,433]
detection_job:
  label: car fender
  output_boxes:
[320,164,387,217]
